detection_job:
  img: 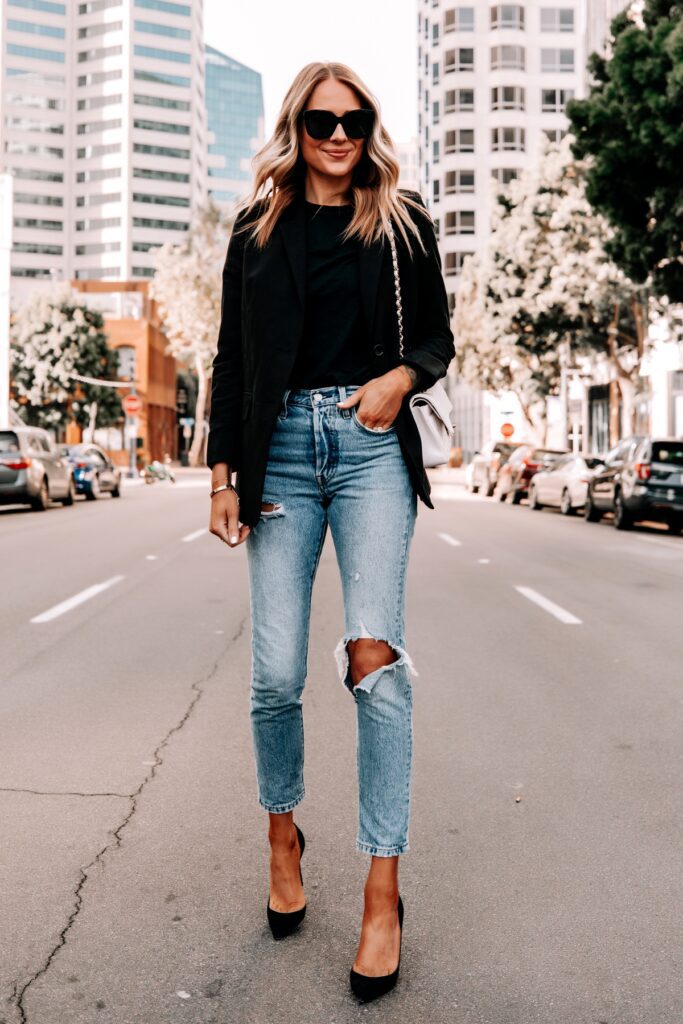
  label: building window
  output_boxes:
[13,216,62,231]
[75,192,121,207]
[13,241,63,256]
[77,45,123,62]
[132,142,189,159]
[541,48,575,71]
[15,192,63,206]
[432,22,439,44]
[432,178,440,202]
[75,217,121,230]
[444,6,475,31]
[77,69,122,86]
[432,100,440,124]
[492,167,518,184]
[134,93,190,111]
[444,88,474,112]
[490,4,525,29]
[6,142,63,158]
[10,0,66,12]
[74,268,120,280]
[432,60,440,84]
[77,94,122,111]
[445,169,475,193]
[134,69,190,88]
[133,44,190,63]
[445,128,475,153]
[133,118,189,135]
[540,7,574,32]
[75,242,121,256]
[491,126,525,151]
[132,192,190,207]
[491,85,525,110]
[7,18,65,38]
[444,47,474,72]
[134,20,191,40]
[490,45,525,70]
[433,139,440,163]
[76,142,121,158]
[445,251,474,275]
[76,167,122,183]
[6,42,64,62]
[14,167,63,183]
[115,345,136,378]
[78,0,122,12]
[135,0,190,13]
[78,22,122,38]
[541,87,574,111]
[132,217,189,231]
[543,127,567,143]
[444,129,475,152]
[6,116,64,133]
[76,118,122,134]
[445,211,475,235]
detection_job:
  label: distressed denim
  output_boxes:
[245,384,418,856]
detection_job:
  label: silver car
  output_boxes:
[0,427,76,511]
[528,453,603,515]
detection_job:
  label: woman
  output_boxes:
[207,62,454,1002]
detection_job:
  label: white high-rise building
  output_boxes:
[0,0,206,302]
[416,0,628,316]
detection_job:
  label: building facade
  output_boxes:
[205,45,263,207]
[416,0,626,316]
[1,0,206,301]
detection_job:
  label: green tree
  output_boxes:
[11,283,122,433]
[567,0,683,300]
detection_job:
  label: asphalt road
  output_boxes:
[1,470,681,1024]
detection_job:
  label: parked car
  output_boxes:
[0,427,75,510]
[528,454,604,514]
[585,436,683,532]
[495,445,567,504]
[60,443,122,500]
[469,440,522,497]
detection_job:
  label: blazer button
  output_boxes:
[373,344,384,356]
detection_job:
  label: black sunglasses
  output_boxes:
[301,108,375,141]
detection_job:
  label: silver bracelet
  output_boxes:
[209,482,236,499]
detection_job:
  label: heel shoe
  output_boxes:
[349,894,404,1002]
[266,823,306,939]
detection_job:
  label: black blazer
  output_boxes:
[207,187,455,528]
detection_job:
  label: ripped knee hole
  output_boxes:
[347,638,398,688]
[260,500,285,519]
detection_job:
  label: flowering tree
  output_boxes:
[10,283,121,433]
[149,199,233,467]
[455,136,650,439]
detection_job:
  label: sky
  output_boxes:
[203,0,418,143]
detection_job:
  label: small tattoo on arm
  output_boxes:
[401,364,420,389]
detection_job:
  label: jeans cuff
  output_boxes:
[356,839,409,857]
[259,789,305,814]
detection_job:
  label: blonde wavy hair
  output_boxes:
[231,62,430,260]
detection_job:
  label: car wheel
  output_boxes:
[613,491,633,530]
[85,474,101,501]
[584,490,601,522]
[560,489,574,516]
[61,477,76,506]
[667,517,682,536]
[30,478,49,512]
[483,476,495,498]
[497,487,507,502]
[111,480,121,498]
[528,485,541,510]
[510,488,523,505]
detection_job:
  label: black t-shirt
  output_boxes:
[287,200,377,389]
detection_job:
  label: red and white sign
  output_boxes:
[123,394,142,416]
[501,422,515,438]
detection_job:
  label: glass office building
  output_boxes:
[205,45,263,207]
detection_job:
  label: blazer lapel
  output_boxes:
[276,191,388,340]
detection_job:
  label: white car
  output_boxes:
[528,454,604,515]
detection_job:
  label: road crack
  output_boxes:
[8,616,246,1024]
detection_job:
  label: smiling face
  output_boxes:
[298,77,367,185]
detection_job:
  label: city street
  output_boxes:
[1,469,681,1024]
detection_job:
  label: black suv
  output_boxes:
[585,436,683,532]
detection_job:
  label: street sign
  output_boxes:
[179,416,194,427]
[501,422,515,438]
[123,394,142,416]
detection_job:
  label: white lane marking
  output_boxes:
[438,532,462,547]
[145,554,158,561]
[515,586,582,625]
[478,558,491,564]
[181,528,207,543]
[31,575,125,624]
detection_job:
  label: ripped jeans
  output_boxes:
[245,384,418,856]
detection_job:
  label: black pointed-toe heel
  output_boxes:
[266,823,306,940]
[349,894,404,1002]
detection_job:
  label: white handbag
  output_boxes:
[387,223,454,467]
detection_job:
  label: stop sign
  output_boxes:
[501,422,515,438]
[123,394,142,416]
